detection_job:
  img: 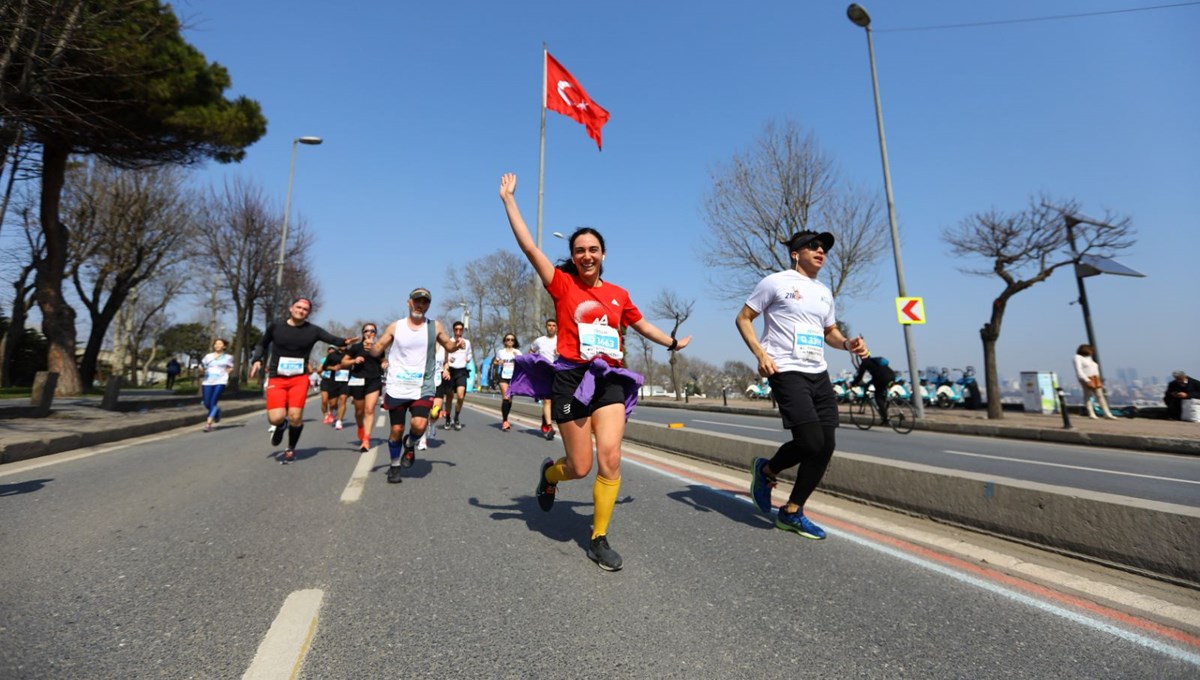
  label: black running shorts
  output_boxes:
[767,370,839,429]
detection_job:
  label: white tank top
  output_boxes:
[385,318,437,400]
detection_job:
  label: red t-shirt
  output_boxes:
[547,268,643,366]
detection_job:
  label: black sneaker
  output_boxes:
[586,535,623,571]
[400,436,415,467]
[544,428,556,441]
[271,424,287,447]
[386,465,403,484]
[535,457,556,512]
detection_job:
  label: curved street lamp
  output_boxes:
[846,4,923,417]
[273,136,323,316]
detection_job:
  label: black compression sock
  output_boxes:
[288,423,304,450]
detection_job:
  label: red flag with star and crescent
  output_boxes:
[545,52,610,151]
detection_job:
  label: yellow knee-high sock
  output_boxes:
[592,475,621,539]
[544,457,570,485]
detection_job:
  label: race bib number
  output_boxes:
[501,362,514,380]
[348,376,365,387]
[277,357,305,376]
[391,366,424,388]
[204,366,226,382]
[793,324,825,363]
[579,318,622,361]
[320,370,331,379]
[334,369,350,382]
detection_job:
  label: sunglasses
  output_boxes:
[800,240,826,252]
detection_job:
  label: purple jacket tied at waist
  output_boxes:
[509,354,643,418]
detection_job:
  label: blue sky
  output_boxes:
[176,0,1199,385]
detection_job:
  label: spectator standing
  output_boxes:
[1073,344,1117,420]
[165,358,181,390]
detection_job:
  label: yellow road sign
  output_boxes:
[896,297,925,325]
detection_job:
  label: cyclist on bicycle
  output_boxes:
[852,356,896,425]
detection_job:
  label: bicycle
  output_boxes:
[846,384,917,435]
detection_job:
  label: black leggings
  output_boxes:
[767,423,836,509]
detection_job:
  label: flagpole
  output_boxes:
[535,43,548,329]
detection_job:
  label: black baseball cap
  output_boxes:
[409,287,432,301]
[784,230,835,252]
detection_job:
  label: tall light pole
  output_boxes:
[847,4,923,417]
[273,136,323,318]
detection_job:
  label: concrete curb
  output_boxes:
[503,400,1200,585]
[0,401,262,464]
[638,400,1200,456]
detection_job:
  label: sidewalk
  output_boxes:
[639,396,1200,456]
[0,391,263,464]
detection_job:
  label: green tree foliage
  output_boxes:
[1,1,267,395]
[158,322,209,366]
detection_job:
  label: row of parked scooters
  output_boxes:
[830,366,984,409]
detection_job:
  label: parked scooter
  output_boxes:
[745,378,772,400]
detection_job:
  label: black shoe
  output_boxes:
[271,424,287,447]
[386,465,403,484]
[535,457,556,512]
[545,428,556,441]
[280,450,295,465]
[453,421,463,431]
[586,535,623,571]
[399,435,416,468]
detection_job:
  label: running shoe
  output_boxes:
[775,509,826,540]
[281,450,295,464]
[541,424,550,435]
[359,440,370,453]
[334,419,343,431]
[323,413,334,425]
[586,536,624,572]
[386,465,403,484]
[271,423,287,447]
[501,421,511,432]
[203,423,212,433]
[544,428,556,441]
[750,457,776,513]
[535,457,556,512]
[453,421,463,431]
[416,436,428,451]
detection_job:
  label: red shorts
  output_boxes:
[265,374,311,410]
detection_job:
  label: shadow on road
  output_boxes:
[467,494,633,550]
[0,478,53,497]
[667,484,774,530]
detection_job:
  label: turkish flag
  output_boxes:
[545,52,610,150]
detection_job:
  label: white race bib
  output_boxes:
[501,363,514,379]
[277,357,305,376]
[793,323,825,363]
[348,376,365,387]
[579,318,622,361]
[391,365,424,388]
[334,369,350,382]
[321,370,332,379]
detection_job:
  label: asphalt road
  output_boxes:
[1,402,1196,679]
[616,402,1200,508]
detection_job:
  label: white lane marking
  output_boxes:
[622,450,1200,645]
[242,588,324,680]
[690,419,780,433]
[944,449,1200,486]
[341,445,379,503]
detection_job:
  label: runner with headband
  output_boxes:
[500,173,691,571]
[495,332,522,431]
[341,323,385,452]
[250,297,355,464]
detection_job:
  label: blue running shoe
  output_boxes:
[749,457,775,513]
[775,509,826,540]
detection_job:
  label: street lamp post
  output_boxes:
[846,4,923,418]
[272,136,323,319]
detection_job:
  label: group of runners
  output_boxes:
[233,170,866,572]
